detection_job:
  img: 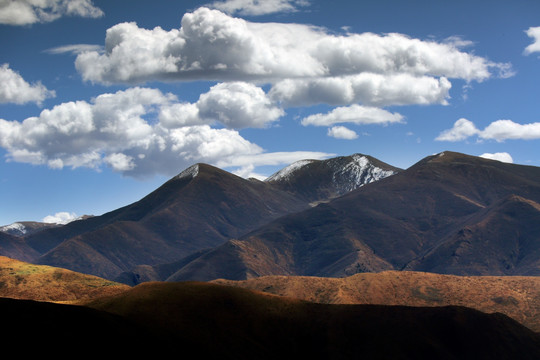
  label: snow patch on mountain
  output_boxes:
[0,222,27,236]
[329,154,396,194]
[177,164,200,180]
[266,160,316,182]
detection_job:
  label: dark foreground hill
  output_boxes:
[5,282,540,359]
[214,271,540,332]
[168,152,540,281]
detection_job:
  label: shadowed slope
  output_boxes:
[213,271,540,332]
[82,281,540,360]
[0,232,39,262]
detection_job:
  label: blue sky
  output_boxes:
[1,0,540,225]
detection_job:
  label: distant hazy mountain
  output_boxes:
[0,221,59,237]
[167,151,540,281]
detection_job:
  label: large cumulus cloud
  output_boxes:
[72,7,512,131]
[75,7,509,99]
[0,85,327,178]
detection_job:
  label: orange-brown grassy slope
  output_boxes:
[0,256,130,302]
[213,270,540,332]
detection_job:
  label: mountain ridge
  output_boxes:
[166,151,540,281]
[7,153,398,281]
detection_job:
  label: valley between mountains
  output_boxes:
[2,151,540,358]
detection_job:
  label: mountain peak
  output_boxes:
[265,159,317,182]
[265,153,400,203]
[176,163,200,180]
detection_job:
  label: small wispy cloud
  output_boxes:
[207,0,310,16]
[45,44,103,55]
[327,126,358,140]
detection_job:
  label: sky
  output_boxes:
[1,0,540,225]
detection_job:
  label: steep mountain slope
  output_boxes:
[82,281,540,360]
[214,271,540,332]
[168,152,540,280]
[30,164,308,280]
[0,231,39,262]
[265,153,401,204]
[0,256,129,302]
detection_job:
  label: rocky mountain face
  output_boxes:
[265,153,401,204]
[166,152,540,281]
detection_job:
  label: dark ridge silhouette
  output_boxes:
[81,281,540,360]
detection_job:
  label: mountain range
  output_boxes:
[2,150,540,358]
[2,151,540,283]
[131,151,540,282]
[1,153,400,281]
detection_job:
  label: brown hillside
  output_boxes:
[83,281,540,360]
[170,151,540,281]
[0,256,129,302]
[213,271,540,332]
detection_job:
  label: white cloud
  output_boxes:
[42,211,79,224]
[231,164,267,180]
[436,118,540,142]
[207,0,310,15]
[301,105,404,127]
[269,73,452,107]
[481,119,540,141]
[435,118,479,142]
[327,126,358,140]
[0,64,55,105]
[196,82,284,128]
[0,85,330,178]
[524,26,540,55]
[0,0,104,25]
[45,44,103,55]
[75,7,511,102]
[215,151,332,168]
[479,152,513,163]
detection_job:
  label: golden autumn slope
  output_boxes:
[0,256,129,302]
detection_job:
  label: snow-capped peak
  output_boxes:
[177,164,200,180]
[265,159,316,182]
[0,222,27,236]
[329,154,396,193]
